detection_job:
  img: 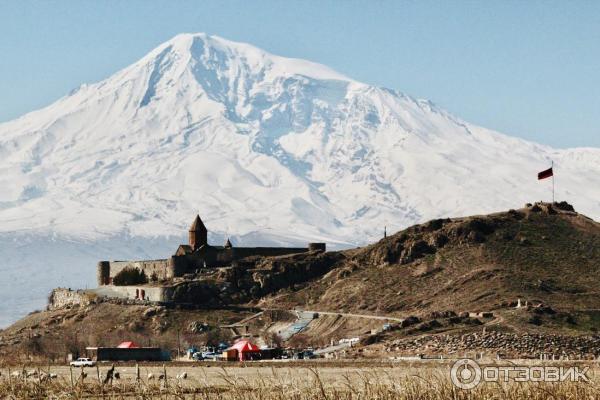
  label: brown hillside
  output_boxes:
[261,202,600,332]
[0,303,253,364]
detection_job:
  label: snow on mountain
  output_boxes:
[0,33,599,326]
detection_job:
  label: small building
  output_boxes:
[228,339,261,361]
[259,347,283,360]
[221,348,238,361]
[86,341,170,362]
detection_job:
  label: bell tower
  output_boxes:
[189,215,208,250]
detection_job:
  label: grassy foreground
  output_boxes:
[1,363,599,399]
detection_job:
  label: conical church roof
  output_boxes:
[190,215,207,232]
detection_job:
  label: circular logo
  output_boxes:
[450,359,482,390]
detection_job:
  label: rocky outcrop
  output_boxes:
[386,331,600,358]
[354,202,580,270]
[169,281,222,305]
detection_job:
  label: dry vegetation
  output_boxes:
[0,362,598,399]
[263,203,600,333]
[0,304,250,364]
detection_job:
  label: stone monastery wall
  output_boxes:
[97,259,173,285]
[49,288,91,310]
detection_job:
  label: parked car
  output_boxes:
[201,351,218,360]
[303,350,317,359]
[70,357,95,367]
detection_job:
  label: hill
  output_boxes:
[264,201,600,325]
[1,33,600,327]
[2,202,600,362]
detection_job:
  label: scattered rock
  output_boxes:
[142,307,159,318]
[415,319,442,331]
[188,321,210,334]
[360,334,382,346]
[429,310,457,319]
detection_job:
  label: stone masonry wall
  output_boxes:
[91,285,171,302]
[49,288,91,310]
[98,259,173,285]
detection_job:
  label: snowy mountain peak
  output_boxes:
[1,32,599,327]
[1,32,598,249]
[155,32,353,81]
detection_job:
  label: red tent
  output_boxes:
[229,339,261,361]
[117,341,140,348]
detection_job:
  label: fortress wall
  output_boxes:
[97,261,110,285]
[211,247,310,265]
[49,288,91,310]
[231,247,309,259]
[308,243,327,252]
[93,285,171,302]
[98,259,172,285]
[170,247,311,271]
[170,256,193,276]
[97,246,317,286]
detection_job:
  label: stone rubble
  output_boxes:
[385,331,600,359]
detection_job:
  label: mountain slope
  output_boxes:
[0,33,599,326]
[262,202,600,326]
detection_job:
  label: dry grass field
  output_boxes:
[1,360,599,399]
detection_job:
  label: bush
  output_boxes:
[112,267,147,286]
[554,201,575,212]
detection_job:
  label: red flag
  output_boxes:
[538,167,553,180]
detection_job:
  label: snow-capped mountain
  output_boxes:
[0,33,598,326]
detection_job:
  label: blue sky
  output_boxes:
[0,1,598,148]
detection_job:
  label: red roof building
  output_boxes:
[228,339,261,361]
[117,341,140,348]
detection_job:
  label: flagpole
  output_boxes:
[552,160,555,203]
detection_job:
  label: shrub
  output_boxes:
[112,267,147,286]
[554,201,575,212]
